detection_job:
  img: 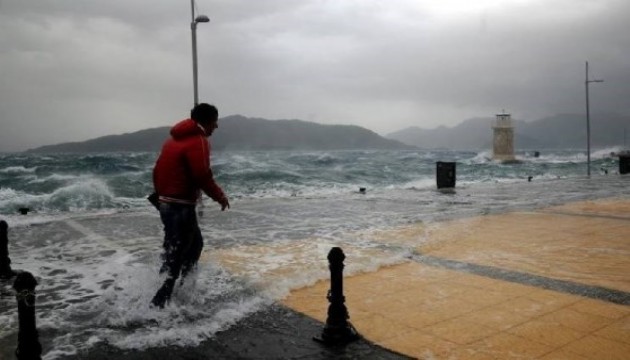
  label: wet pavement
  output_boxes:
[1,182,630,359]
[284,198,630,359]
[55,304,411,360]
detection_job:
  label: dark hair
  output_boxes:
[191,103,218,124]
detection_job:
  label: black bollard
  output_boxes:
[13,272,42,360]
[314,247,360,346]
[0,220,16,279]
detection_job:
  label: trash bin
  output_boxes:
[436,162,456,189]
[620,155,630,175]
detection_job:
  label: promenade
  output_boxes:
[283,198,630,359]
[2,194,629,359]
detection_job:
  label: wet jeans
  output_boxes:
[151,202,203,307]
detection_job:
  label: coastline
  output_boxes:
[1,192,629,359]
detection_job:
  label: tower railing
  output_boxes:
[493,115,512,128]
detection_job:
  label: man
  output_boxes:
[151,103,229,308]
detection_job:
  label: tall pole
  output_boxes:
[585,61,603,177]
[191,0,199,106]
[585,61,591,177]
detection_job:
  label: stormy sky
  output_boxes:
[1,0,629,152]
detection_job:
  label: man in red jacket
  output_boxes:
[151,103,229,308]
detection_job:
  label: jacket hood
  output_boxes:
[170,118,205,139]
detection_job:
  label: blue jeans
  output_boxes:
[152,202,203,307]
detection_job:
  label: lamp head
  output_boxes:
[195,15,210,23]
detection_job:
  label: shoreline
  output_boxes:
[1,195,629,359]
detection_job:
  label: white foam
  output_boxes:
[592,146,626,159]
[0,209,120,228]
[36,258,271,355]
[0,177,123,215]
[464,150,492,164]
[401,178,436,190]
[27,173,81,184]
[0,166,37,174]
[0,214,281,358]
[0,187,20,201]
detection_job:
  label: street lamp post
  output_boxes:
[191,0,210,215]
[585,61,603,177]
[191,0,209,106]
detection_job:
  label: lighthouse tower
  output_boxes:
[492,112,516,162]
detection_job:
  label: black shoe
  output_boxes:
[151,291,169,309]
[151,279,174,308]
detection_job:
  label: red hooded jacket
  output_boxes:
[153,118,226,205]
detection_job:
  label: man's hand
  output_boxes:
[219,197,230,211]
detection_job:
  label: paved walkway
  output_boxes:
[282,199,630,359]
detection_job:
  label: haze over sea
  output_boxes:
[1,148,629,359]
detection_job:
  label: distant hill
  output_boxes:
[387,113,630,150]
[26,115,413,153]
[26,128,170,153]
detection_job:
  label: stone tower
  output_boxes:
[492,112,515,162]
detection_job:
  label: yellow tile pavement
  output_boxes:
[282,199,630,359]
[415,213,630,293]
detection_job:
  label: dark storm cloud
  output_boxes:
[1,0,629,151]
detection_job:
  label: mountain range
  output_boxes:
[26,113,630,153]
[26,115,412,153]
[386,113,630,150]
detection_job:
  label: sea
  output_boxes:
[0,148,629,359]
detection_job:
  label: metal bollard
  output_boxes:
[0,220,16,279]
[13,272,42,360]
[314,247,360,345]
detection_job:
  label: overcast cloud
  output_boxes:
[1,0,629,151]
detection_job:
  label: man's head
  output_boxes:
[191,103,219,136]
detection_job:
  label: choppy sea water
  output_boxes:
[0,148,625,215]
[0,148,629,359]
